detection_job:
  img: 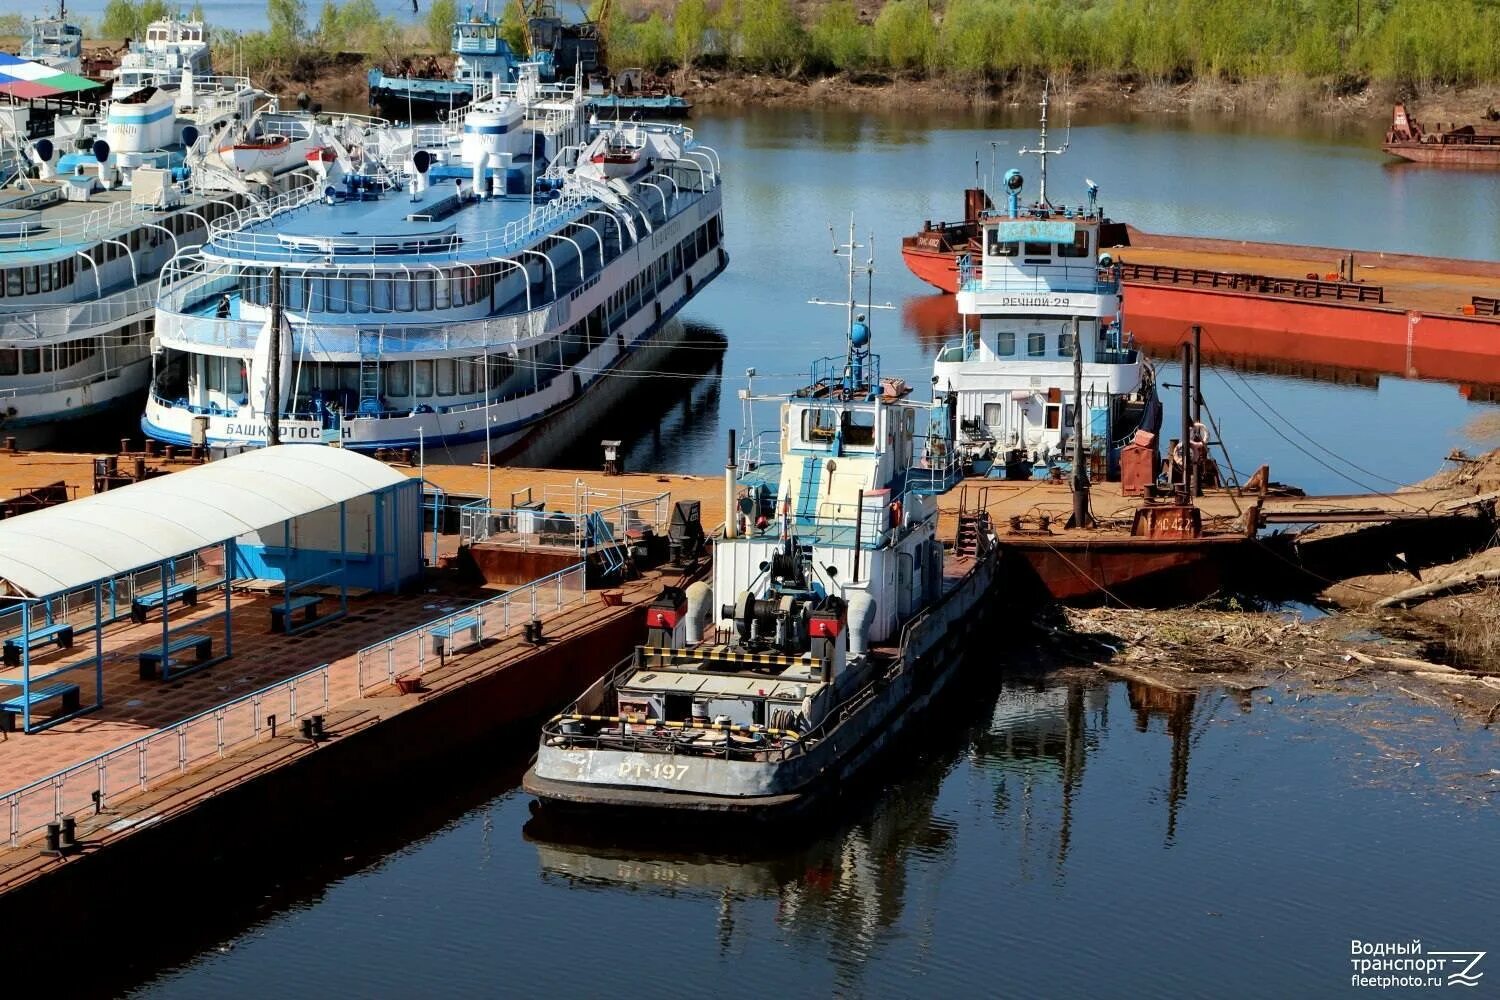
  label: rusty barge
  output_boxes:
[1381,102,1500,166]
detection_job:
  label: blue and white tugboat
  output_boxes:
[144,68,726,459]
[524,222,998,823]
[368,4,522,118]
[933,84,1158,480]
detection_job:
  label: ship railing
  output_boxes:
[206,183,322,245]
[459,492,670,548]
[353,562,586,695]
[960,264,1120,296]
[153,301,560,354]
[0,283,156,342]
[0,660,332,848]
[0,191,187,250]
[736,430,781,478]
[906,434,963,495]
[206,192,591,263]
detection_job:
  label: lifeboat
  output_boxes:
[218,134,295,173]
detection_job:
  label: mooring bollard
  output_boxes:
[59,816,78,853]
[44,822,61,855]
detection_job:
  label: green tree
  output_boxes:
[739,0,804,72]
[873,0,933,72]
[268,0,307,49]
[100,0,170,42]
[672,0,708,68]
[808,0,868,72]
[427,0,457,52]
[709,0,739,61]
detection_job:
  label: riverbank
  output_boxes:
[675,70,1500,123]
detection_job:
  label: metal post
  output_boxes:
[1191,324,1203,498]
[268,265,282,446]
[93,583,103,712]
[852,489,864,582]
[724,427,737,538]
[1179,341,1193,504]
[224,540,234,657]
[19,602,30,733]
[1069,315,1091,528]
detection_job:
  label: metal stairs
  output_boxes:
[588,511,625,578]
[357,357,381,412]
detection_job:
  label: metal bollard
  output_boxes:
[530,618,544,643]
[44,822,60,854]
[59,816,78,853]
[310,715,326,741]
[300,718,314,740]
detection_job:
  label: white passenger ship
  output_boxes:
[110,16,212,101]
[144,69,726,459]
[933,88,1158,480]
[0,82,325,445]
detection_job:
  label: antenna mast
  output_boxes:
[1018,80,1070,208]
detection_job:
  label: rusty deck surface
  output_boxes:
[933,478,1477,541]
[0,570,673,893]
[1122,228,1500,316]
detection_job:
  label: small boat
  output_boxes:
[588,129,644,178]
[1381,103,1500,166]
[523,221,997,824]
[217,133,293,173]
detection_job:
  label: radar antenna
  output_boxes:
[1018,79,1070,208]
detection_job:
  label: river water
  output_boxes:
[122,108,1500,996]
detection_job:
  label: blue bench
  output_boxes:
[270,595,324,633]
[430,614,482,655]
[0,682,80,732]
[131,582,198,623]
[138,633,214,679]
[3,622,74,667]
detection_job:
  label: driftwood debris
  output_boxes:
[1373,569,1500,608]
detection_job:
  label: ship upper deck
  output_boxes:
[0,174,223,266]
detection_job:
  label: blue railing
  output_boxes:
[961,264,1120,297]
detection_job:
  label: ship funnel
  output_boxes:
[1004,169,1023,217]
[684,581,712,644]
[845,589,875,659]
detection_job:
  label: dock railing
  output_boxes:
[458,490,671,548]
[1119,261,1386,304]
[1,662,331,848]
[354,562,586,695]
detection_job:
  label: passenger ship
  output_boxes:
[0,82,319,445]
[20,6,84,76]
[524,223,997,823]
[145,69,726,459]
[110,16,212,100]
[932,88,1157,479]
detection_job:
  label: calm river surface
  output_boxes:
[129,108,1500,997]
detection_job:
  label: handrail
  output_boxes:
[1,660,331,847]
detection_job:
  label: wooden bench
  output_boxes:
[0,682,80,732]
[270,595,324,633]
[3,622,74,666]
[138,633,214,679]
[430,614,482,655]
[131,582,198,623]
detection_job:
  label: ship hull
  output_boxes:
[999,533,1250,605]
[1382,142,1500,166]
[901,244,962,294]
[524,549,999,824]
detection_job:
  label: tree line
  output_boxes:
[605,0,1500,89]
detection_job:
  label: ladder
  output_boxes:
[357,356,380,411]
[588,511,625,578]
[794,455,823,527]
[954,486,991,559]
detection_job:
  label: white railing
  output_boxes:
[355,563,586,694]
[1,661,331,848]
[0,283,156,343]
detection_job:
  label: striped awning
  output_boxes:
[0,53,100,99]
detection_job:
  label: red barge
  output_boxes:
[1382,103,1500,166]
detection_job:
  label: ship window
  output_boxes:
[1058,333,1074,357]
[395,276,413,311]
[21,349,38,375]
[0,350,16,376]
[413,359,434,397]
[287,275,306,310]
[227,361,245,395]
[373,275,393,312]
[1045,405,1061,430]
[40,264,52,292]
[1027,332,1045,357]
[385,361,410,396]
[23,268,37,295]
[415,273,434,312]
[206,357,222,392]
[841,409,876,448]
[326,278,346,313]
[488,355,512,390]
[296,364,313,399]
[995,331,1016,356]
[986,232,1018,257]
[307,277,325,312]
[983,402,1003,428]
[458,357,476,394]
[435,274,451,309]
[436,358,456,396]
[1058,231,1090,258]
[801,408,837,443]
[348,277,371,312]
[320,365,340,391]
[1023,241,1051,258]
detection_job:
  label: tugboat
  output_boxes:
[930,84,1158,481]
[523,221,999,823]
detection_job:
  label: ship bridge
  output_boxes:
[959,213,1119,319]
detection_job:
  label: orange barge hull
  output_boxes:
[1382,142,1500,166]
[1001,535,1251,605]
[901,244,962,294]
